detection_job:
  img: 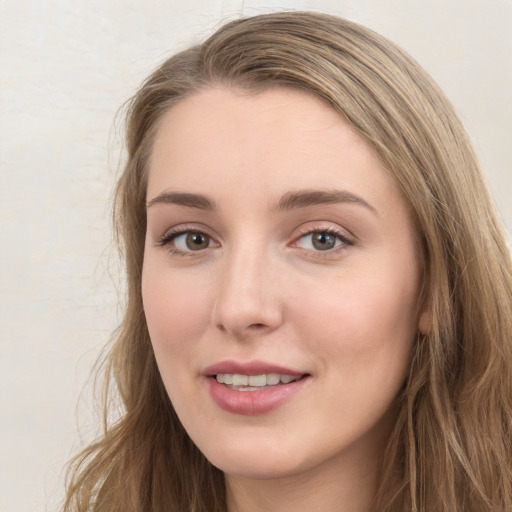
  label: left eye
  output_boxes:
[295,231,344,251]
[173,232,215,251]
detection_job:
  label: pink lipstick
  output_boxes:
[203,360,309,415]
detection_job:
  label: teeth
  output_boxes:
[248,375,266,386]
[266,373,280,385]
[215,373,299,387]
[232,374,248,386]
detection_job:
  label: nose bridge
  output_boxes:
[213,234,282,337]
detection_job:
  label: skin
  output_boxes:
[142,86,428,512]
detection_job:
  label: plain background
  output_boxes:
[1,1,510,510]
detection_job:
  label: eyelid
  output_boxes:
[290,222,354,253]
[155,224,220,253]
[154,221,354,257]
[294,221,355,239]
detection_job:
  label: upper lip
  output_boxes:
[203,360,305,377]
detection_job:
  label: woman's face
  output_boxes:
[142,86,427,482]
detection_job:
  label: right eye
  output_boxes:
[173,232,214,251]
[157,229,219,255]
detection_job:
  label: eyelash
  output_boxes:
[292,226,353,255]
[155,225,353,257]
[155,225,216,257]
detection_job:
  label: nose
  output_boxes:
[212,243,284,339]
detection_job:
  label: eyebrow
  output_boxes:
[272,189,377,215]
[147,191,217,210]
[146,188,377,215]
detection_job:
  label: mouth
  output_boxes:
[203,361,310,415]
[214,372,304,391]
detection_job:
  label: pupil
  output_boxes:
[186,232,209,250]
[312,232,335,250]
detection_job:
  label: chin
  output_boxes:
[195,432,323,481]
[211,454,305,481]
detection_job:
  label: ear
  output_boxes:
[418,303,432,335]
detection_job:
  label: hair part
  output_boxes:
[65,11,512,512]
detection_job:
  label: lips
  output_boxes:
[203,360,304,377]
[203,360,310,415]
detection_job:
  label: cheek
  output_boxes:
[141,261,219,433]
[141,263,213,358]
[296,260,419,368]
[299,265,418,426]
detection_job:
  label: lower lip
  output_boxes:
[206,376,309,415]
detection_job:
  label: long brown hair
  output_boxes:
[64,11,512,512]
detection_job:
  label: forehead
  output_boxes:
[147,86,401,216]
[149,86,349,170]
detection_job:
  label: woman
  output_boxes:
[64,11,512,512]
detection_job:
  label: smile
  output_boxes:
[204,362,310,415]
[216,373,299,390]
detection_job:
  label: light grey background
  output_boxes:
[1,1,510,510]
